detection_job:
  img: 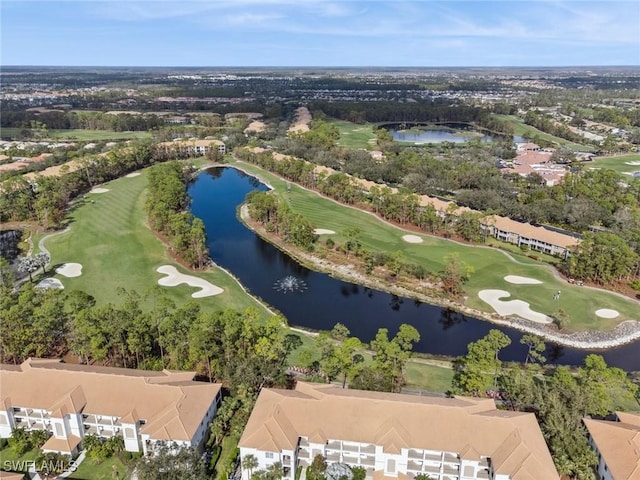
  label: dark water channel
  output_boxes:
[189,167,640,371]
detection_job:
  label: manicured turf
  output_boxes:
[40,167,270,315]
[590,153,640,175]
[68,456,129,480]
[233,159,640,331]
[0,447,40,472]
[330,120,377,149]
[494,114,595,151]
[0,128,152,141]
[405,361,454,393]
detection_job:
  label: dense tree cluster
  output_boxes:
[0,143,155,226]
[246,191,316,250]
[145,162,209,268]
[297,323,420,393]
[453,331,639,480]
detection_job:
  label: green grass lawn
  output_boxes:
[68,456,129,480]
[38,167,270,315]
[405,361,454,393]
[330,120,378,149]
[589,153,640,175]
[494,114,596,151]
[0,447,40,473]
[233,159,640,332]
[0,127,152,142]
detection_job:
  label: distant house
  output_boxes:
[158,139,226,157]
[0,358,222,458]
[584,412,640,480]
[239,382,559,480]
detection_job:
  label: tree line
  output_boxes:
[452,329,639,480]
[145,162,209,268]
[0,142,156,227]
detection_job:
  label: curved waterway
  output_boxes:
[189,167,640,371]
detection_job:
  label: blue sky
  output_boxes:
[2,1,639,66]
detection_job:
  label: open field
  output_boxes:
[233,159,640,332]
[589,153,640,175]
[68,456,129,480]
[330,120,377,149]
[0,447,40,473]
[494,114,596,151]
[1,128,152,141]
[38,168,270,314]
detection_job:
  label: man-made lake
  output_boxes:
[391,127,496,144]
[189,167,640,370]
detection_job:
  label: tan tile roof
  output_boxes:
[584,414,640,480]
[483,215,580,249]
[0,471,26,480]
[42,434,82,453]
[239,383,559,480]
[0,359,221,443]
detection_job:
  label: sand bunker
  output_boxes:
[402,235,423,244]
[595,309,620,319]
[478,289,553,324]
[625,161,640,165]
[90,188,109,194]
[504,275,543,285]
[314,229,336,235]
[36,278,64,290]
[125,172,141,178]
[289,107,311,133]
[156,265,223,298]
[245,120,266,133]
[55,263,82,278]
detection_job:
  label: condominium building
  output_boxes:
[238,382,559,480]
[157,139,226,157]
[584,412,640,480]
[0,358,222,458]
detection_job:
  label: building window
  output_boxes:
[266,452,274,459]
[386,459,396,474]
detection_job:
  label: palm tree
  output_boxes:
[266,461,283,480]
[242,454,259,480]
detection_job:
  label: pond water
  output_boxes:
[189,167,640,370]
[391,128,497,144]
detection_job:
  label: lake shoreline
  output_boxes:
[220,163,640,352]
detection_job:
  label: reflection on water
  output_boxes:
[188,167,640,371]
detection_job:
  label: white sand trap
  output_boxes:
[402,235,423,244]
[156,265,223,298]
[36,278,64,290]
[595,309,619,319]
[625,161,640,165]
[90,188,109,193]
[55,263,82,278]
[478,289,553,324]
[314,228,336,235]
[504,275,543,285]
[126,172,141,178]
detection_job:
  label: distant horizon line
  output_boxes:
[2,64,639,70]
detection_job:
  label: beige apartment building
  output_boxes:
[239,382,559,480]
[157,138,226,157]
[584,412,640,480]
[0,358,222,458]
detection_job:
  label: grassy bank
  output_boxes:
[38,167,270,315]
[590,153,640,174]
[1,128,152,141]
[493,114,595,151]
[231,159,640,331]
[330,120,377,149]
